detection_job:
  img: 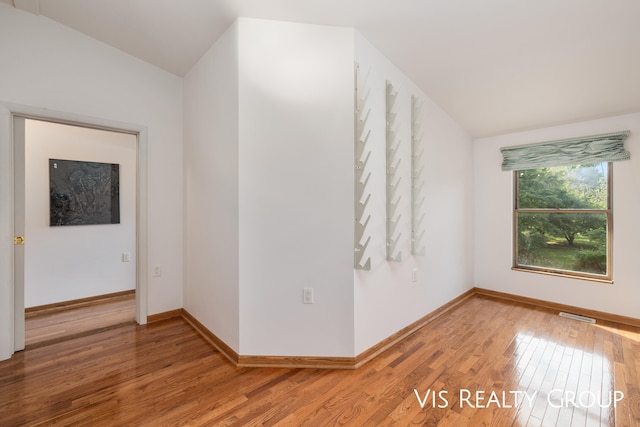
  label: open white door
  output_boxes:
[13,116,25,352]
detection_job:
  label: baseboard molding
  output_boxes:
[179,310,356,369]
[169,288,476,370]
[352,288,476,369]
[25,290,135,318]
[140,287,639,370]
[147,309,183,323]
[237,354,356,370]
[181,309,239,366]
[473,287,640,328]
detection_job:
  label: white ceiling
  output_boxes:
[4,0,640,137]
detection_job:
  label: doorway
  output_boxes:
[19,118,138,347]
[0,104,148,359]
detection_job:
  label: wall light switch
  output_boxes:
[153,265,162,277]
[122,252,131,262]
[412,268,417,282]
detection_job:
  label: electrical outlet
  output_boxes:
[303,288,314,304]
[153,265,162,277]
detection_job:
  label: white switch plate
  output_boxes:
[412,268,417,282]
[122,252,131,262]
[303,288,314,304]
[153,265,162,277]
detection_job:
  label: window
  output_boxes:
[513,162,612,282]
[502,130,630,282]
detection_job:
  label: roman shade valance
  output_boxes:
[501,130,631,171]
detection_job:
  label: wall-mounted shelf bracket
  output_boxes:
[385,81,402,263]
[354,63,373,270]
[411,96,426,256]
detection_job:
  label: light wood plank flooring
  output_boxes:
[25,293,136,349]
[1,295,639,426]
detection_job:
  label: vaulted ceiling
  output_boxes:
[3,0,640,137]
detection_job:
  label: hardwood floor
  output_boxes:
[1,295,638,426]
[25,292,136,349]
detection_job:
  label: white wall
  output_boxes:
[237,19,355,357]
[185,18,356,357]
[353,34,475,354]
[183,22,240,351]
[183,18,475,358]
[474,112,640,319]
[0,5,183,359]
[24,119,136,307]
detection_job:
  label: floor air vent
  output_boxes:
[559,312,596,323]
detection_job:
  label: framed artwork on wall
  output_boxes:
[49,158,120,226]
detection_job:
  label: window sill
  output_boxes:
[511,267,613,284]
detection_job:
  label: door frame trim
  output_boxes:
[0,102,148,360]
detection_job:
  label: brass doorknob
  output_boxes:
[14,236,25,245]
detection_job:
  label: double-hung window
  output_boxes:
[514,162,611,281]
[501,131,630,283]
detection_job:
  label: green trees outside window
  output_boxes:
[514,162,611,279]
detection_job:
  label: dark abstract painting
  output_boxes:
[49,159,120,226]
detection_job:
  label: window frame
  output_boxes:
[512,162,613,283]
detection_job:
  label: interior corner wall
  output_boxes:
[183,22,240,351]
[237,18,355,357]
[24,119,136,307]
[0,2,183,359]
[474,112,640,319]
[353,33,475,355]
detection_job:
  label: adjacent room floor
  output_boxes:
[24,292,136,349]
